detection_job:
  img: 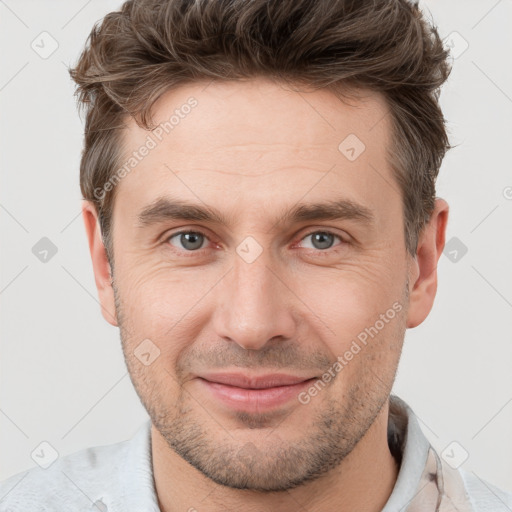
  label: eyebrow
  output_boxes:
[137,196,375,230]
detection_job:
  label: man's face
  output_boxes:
[106,78,412,490]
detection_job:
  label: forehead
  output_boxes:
[125,77,390,154]
[114,78,396,226]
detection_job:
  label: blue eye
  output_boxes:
[167,231,207,251]
[299,231,343,251]
[164,229,345,256]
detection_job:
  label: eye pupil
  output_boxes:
[312,232,334,250]
[180,232,204,250]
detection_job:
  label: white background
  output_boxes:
[1,0,511,495]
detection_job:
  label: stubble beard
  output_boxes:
[113,279,408,492]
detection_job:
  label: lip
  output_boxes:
[196,372,317,412]
[199,372,314,389]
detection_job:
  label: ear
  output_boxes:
[81,200,118,327]
[406,198,449,328]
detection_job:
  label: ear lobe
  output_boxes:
[81,200,118,327]
[406,198,449,328]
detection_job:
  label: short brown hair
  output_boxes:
[70,0,452,262]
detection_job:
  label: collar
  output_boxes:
[383,394,474,511]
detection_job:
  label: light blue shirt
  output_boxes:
[1,395,511,511]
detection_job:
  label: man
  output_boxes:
[1,0,510,510]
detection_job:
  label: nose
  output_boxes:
[212,248,297,351]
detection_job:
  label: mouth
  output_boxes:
[196,372,318,412]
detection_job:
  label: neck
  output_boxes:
[152,401,399,512]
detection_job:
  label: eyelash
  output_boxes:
[164,229,347,257]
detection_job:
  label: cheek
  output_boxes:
[300,259,403,320]
[294,259,406,359]
[318,296,406,399]
[116,262,217,355]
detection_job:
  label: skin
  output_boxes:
[82,77,448,512]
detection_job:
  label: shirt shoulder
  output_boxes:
[0,421,157,512]
[460,469,512,512]
[382,396,512,512]
[0,437,130,511]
